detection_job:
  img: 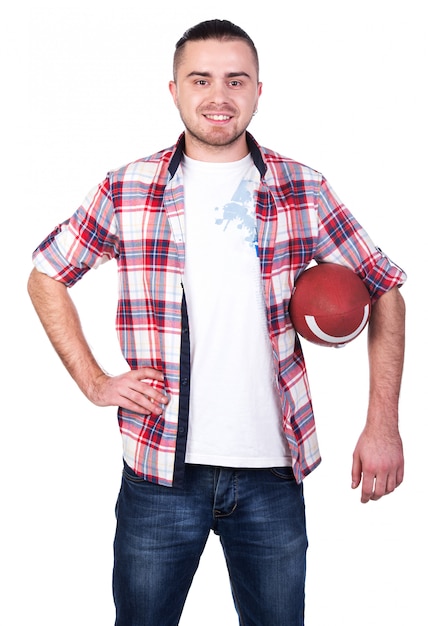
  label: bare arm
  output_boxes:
[27,268,168,414]
[351,286,405,503]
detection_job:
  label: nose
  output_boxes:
[208,80,229,105]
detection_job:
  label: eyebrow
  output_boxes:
[186,71,252,79]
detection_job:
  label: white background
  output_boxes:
[2,0,426,623]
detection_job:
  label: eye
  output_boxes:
[229,80,242,87]
[195,79,208,86]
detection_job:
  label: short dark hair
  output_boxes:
[173,19,259,79]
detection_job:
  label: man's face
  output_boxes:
[169,39,262,161]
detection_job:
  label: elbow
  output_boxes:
[27,267,38,302]
[369,286,406,338]
[373,286,405,314]
[27,267,65,304]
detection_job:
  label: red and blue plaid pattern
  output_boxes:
[33,133,406,486]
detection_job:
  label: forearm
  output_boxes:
[367,286,406,425]
[351,286,405,502]
[27,268,105,398]
[28,268,168,413]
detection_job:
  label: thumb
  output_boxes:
[351,454,362,490]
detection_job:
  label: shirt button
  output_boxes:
[181,378,189,386]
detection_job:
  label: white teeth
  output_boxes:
[206,114,230,121]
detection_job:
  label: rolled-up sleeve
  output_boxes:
[315,177,406,302]
[32,176,120,287]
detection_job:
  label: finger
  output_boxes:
[371,466,404,500]
[384,473,397,496]
[125,369,169,405]
[134,367,165,382]
[114,372,168,414]
[138,379,169,405]
[119,387,166,415]
[384,470,402,496]
[360,473,376,503]
[396,464,404,487]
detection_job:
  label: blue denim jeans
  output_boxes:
[113,463,307,625]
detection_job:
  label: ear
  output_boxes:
[256,81,263,107]
[169,81,178,107]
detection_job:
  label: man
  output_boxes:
[28,19,406,626]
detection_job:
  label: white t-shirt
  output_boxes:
[182,153,291,468]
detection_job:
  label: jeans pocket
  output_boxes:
[269,466,295,481]
[122,461,147,484]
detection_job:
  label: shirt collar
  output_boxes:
[168,132,267,179]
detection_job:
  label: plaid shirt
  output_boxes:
[32,133,406,486]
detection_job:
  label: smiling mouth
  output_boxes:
[204,114,232,121]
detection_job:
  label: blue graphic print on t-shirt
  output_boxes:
[214,180,257,252]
